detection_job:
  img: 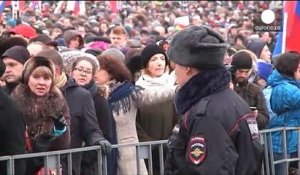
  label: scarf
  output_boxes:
[137,72,176,87]
[175,67,231,115]
[108,80,143,115]
[55,73,68,89]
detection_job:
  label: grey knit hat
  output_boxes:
[167,25,228,69]
[101,48,125,61]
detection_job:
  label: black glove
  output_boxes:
[94,139,112,154]
[51,114,67,130]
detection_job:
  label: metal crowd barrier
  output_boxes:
[0,140,168,175]
[1,127,300,175]
[260,127,300,175]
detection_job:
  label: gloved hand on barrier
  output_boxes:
[94,139,112,154]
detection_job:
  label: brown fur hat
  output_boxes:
[22,56,56,87]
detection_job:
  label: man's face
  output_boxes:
[63,18,72,28]
[77,26,86,37]
[235,69,252,83]
[3,58,24,83]
[109,33,127,47]
[260,32,270,43]
[174,63,189,87]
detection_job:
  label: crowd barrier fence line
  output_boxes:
[1,127,300,175]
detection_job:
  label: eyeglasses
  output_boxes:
[74,67,93,75]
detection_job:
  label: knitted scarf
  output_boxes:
[108,80,143,115]
[175,67,231,115]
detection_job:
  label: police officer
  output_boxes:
[164,25,263,175]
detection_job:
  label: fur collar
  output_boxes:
[11,84,67,140]
[175,67,230,115]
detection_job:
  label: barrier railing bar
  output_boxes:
[148,144,153,175]
[2,128,300,175]
[67,153,72,175]
[159,143,164,175]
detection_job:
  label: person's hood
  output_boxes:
[63,30,84,48]
[268,69,299,88]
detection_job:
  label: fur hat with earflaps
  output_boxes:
[167,25,228,69]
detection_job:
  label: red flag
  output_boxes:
[19,1,26,13]
[74,1,79,15]
[285,1,300,52]
[109,1,118,13]
[5,1,11,7]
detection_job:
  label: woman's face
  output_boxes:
[69,36,81,49]
[94,68,111,86]
[260,45,271,63]
[28,68,52,97]
[71,60,94,86]
[146,53,166,77]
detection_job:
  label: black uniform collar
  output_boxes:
[175,67,230,115]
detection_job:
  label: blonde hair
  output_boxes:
[30,66,54,85]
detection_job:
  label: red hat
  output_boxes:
[10,24,37,39]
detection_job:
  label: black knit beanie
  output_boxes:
[141,44,168,68]
[231,51,253,69]
[1,46,30,64]
[167,25,228,69]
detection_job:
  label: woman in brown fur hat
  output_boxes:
[11,56,70,175]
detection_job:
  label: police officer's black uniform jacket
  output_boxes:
[165,68,263,175]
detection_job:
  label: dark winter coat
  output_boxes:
[60,76,106,175]
[233,79,270,129]
[2,81,19,95]
[165,68,263,175]
[0,88,26,175]
[11,84,71,175]
[11,84,71,150]
[81,80,118,175]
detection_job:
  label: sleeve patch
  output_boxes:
[187,135,206,165]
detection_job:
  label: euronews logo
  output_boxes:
[253,9,282,32]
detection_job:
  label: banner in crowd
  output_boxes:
[273,1,300,56]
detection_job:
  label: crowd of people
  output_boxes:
[0,1,299,175]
